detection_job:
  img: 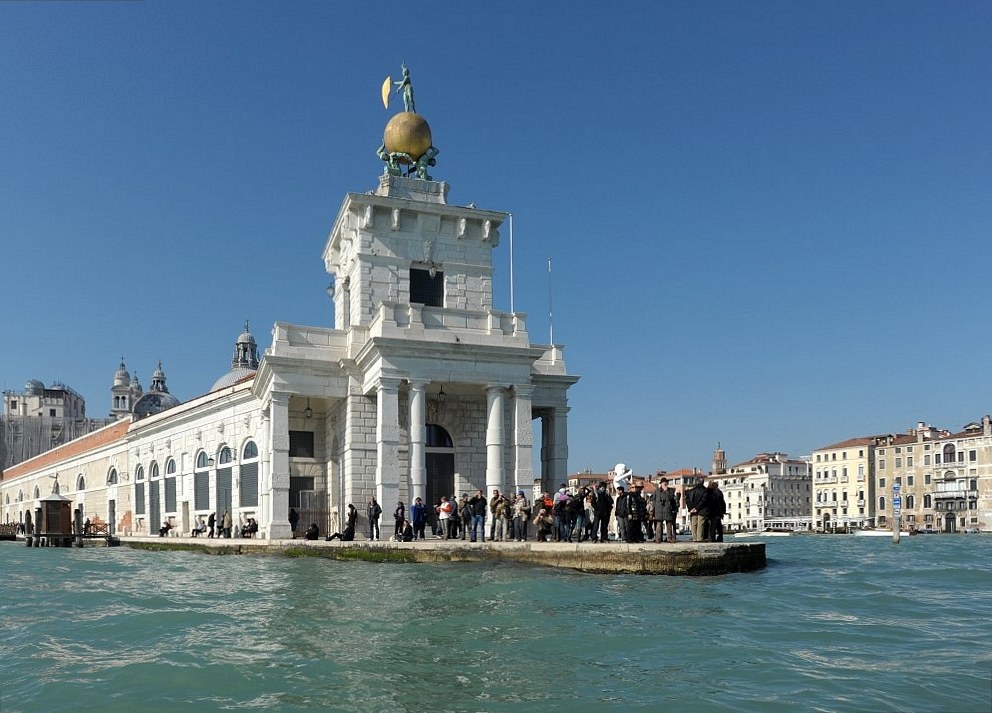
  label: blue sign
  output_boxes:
[893,483,902,492]
[892,496,902,508]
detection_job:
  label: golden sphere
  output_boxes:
[383,112,432,162]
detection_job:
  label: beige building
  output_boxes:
[811,436,883,531]
[873,418,992,533]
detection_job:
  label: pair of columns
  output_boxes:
[405,380,535,504]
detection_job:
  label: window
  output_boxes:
[196,451,210,469]
[107,468,118,485]
[879,496,886,511]
[924,455,931,466]
[895,447,902,454]
[243,441,258,460]
[240,440,259,507]
[49,409,56,417]
[76,475,85,491]
[907,456,913,467]
[906,495,915,509]
[908,475,914,486]
[969,450,977,462]
[149,461,159,479]
[925,474,931,485]
[924,494,932,508]
[135,465,145,481]
[895,458,902,468]
[194,453,209,510]
[219,447,233,465]
[166,458,176,475]
[879,478,886,488]
[410,267,443,306]
[879,460,886,470]
[289,431,315,458]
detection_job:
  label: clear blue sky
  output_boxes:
[2,1,990,475]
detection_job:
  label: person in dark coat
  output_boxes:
[652,477,680,543]
[410,497,427,540]
[614,486,629,542]
[304,523,319,540]
[288,507,300,539]
[684,480,712,542]
[327,504,358,541]
[393,501,405,539]
[626,485,647,543]
[207,512,217,539]
[707,480,727,542]
[591,481,614,543]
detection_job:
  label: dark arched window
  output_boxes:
[149,462,160,479]
[107,467,118,485]
[243,441,258,460]
[166,458,176,475]
[426,424,453,448]
[924,493,932,508]
[219,447,232,465]
[878,496,886,511]
[135,465,145,481]
[76,474,86,491]
[196,451,209,470]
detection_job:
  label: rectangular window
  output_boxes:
[879,459,886,470]
[969,450,977,462]
[879,478,886,488]
[135,482,146,515]
[907,456,913,467]
[895,457,902,468]
[289,430,315,458]
[410,267,444,306]
[164,477,177,512]
[49,409,56,417]
[924,455,931,466]
[908,475,915,486]
[925,474,931,485]
[240,463,259,507]
[194,472,209,510]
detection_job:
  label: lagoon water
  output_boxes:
[2,536,990,713]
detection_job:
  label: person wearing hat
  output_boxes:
[684,478,712,542]
[652,477,680,543]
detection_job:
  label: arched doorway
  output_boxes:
[821,513,831,532]
[944,511,956,533]
[425,424,454,531]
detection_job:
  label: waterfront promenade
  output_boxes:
[98,535,765,575]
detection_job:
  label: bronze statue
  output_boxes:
[393,63,415,113]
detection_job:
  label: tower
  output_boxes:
[712,443,728,475]
[110,358,133,419]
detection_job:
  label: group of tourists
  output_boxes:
[287,476,729,545]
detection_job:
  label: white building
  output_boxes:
[715,452,812,531]
[1,121,579,539]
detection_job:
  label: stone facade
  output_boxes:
[1,173,579,540]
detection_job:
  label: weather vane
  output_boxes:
[377,63,439,180]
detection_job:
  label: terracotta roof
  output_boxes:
[814,435,884,451]
[2,420,129,481]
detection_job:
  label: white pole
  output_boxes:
[509,214,514,314]
[548,256,554,346]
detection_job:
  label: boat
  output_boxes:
[733,528,794,538]
[853,529,911,537]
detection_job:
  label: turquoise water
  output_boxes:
[1,536,990,713]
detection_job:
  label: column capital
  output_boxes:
[512,383,535,397]
[486,383,509,394]
[377,376,404,392]
[270,392,290,406]
[407,378,429,391]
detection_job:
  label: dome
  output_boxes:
[25,379,45,395]
[383,112,432,162]
[113,358,131,388]
[132,391,181,419]
[210,368,257,392]
[211,321,260,392]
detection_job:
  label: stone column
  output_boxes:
[376,377,403,509]
[485,385,506,494]
[512,384,536,494]
[547,406,570,488]
[268,392,292,539]
[408,379,427,504]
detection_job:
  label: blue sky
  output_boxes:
[2,1,990,475]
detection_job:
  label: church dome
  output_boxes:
[132,361,179,419]
[113,359,131,388]
[211,321,260,392]
[132,390,181,419]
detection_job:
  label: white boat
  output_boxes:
[854,529,911,537]
[733,528,794,538]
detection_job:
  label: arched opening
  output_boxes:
[425,424,455,531]
[240,440,259,508]
[944,511,956,533]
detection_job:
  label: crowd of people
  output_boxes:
[301,477,728,545]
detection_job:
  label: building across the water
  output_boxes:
[0,82,579,539]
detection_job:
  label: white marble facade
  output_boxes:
[1,174,579,539]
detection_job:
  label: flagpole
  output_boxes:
[548,256,554,346]
[509,214,514,315]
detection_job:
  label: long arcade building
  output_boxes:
[1,162,579,539]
